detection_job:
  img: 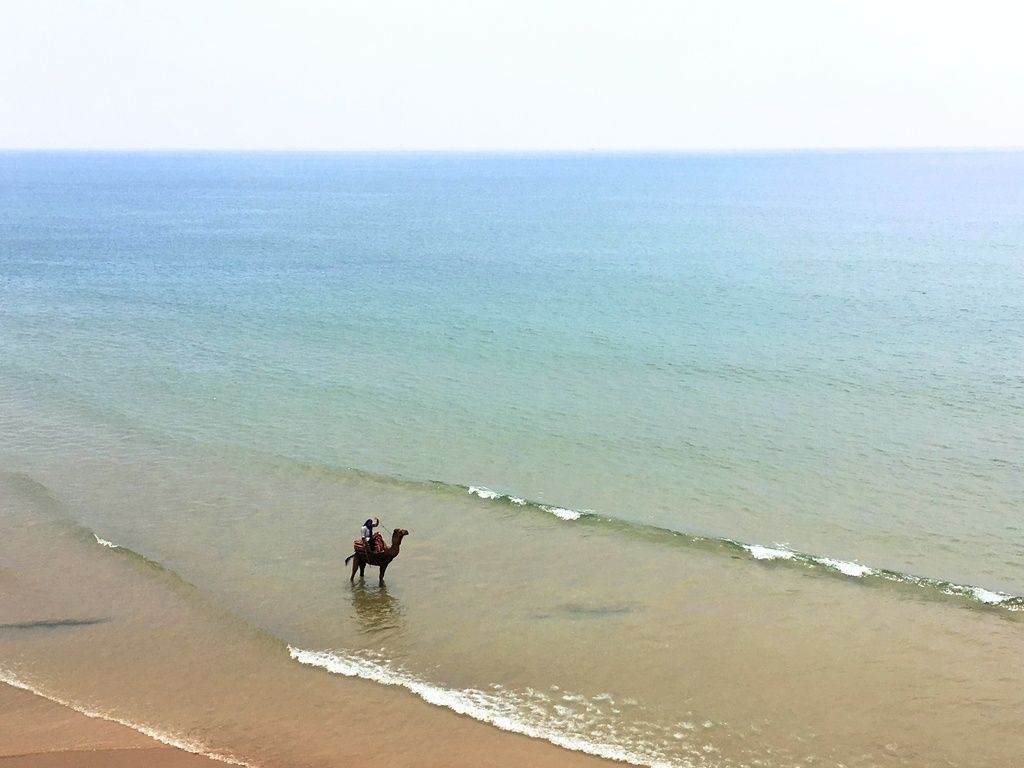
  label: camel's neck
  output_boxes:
[387,535,403,555]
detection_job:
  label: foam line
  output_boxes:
[459,486,1023,612]
[287,646,679,768]
[742,545,795,561]
[812,557,874,577]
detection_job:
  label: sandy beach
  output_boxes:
[0,674,638,768]
[0,679,625,768]
[0,683,214,767]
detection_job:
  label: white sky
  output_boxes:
[1,0,1022,151]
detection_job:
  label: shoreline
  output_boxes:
[0,674,621,768]
[0,683,216,767]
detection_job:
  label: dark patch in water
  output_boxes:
[557,603,634,616]
[531,603,635,620]
[0,617,112,630]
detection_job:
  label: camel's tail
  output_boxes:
[344,553,355,565]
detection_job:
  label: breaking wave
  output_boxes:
[287,646,687,767]
[74,452,1024,615]
[458,484,1024,613]
[231,455,1024,613]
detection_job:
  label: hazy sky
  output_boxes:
[2,0,1022,151]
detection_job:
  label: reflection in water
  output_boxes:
[349,583,405,639]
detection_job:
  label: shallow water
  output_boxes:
[1,152,1023,766]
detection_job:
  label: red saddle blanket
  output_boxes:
[352,533,386,554]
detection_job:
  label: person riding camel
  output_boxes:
[361,517,381,552]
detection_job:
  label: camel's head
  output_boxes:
[393,528,410,539]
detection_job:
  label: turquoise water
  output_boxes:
[2,152,1024,767]
[3,151,1022,590]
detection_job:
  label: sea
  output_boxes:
[1,151,1022,767]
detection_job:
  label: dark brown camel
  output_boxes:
[345,528,409,584]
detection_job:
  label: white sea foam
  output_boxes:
[813,557,873,578]
[0,668,251,766]
[743,545,795,561]
[467,486,501,500]
[287,646,676,767]
[466,485,583,519]
[541,505,582,521]
[969,587,1009,605]
[93,533,119,548]
[940,584,1021,610]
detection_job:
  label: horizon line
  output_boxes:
[2,145,1023,156]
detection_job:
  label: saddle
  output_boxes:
[352,532,386,555]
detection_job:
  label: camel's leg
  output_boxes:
[378,562,388,584]
[358,560,366,580]
[350,554,358,582]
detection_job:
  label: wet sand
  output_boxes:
[1,752,213,768]
[0,683,214,766]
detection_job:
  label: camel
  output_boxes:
[345,528,409,584]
